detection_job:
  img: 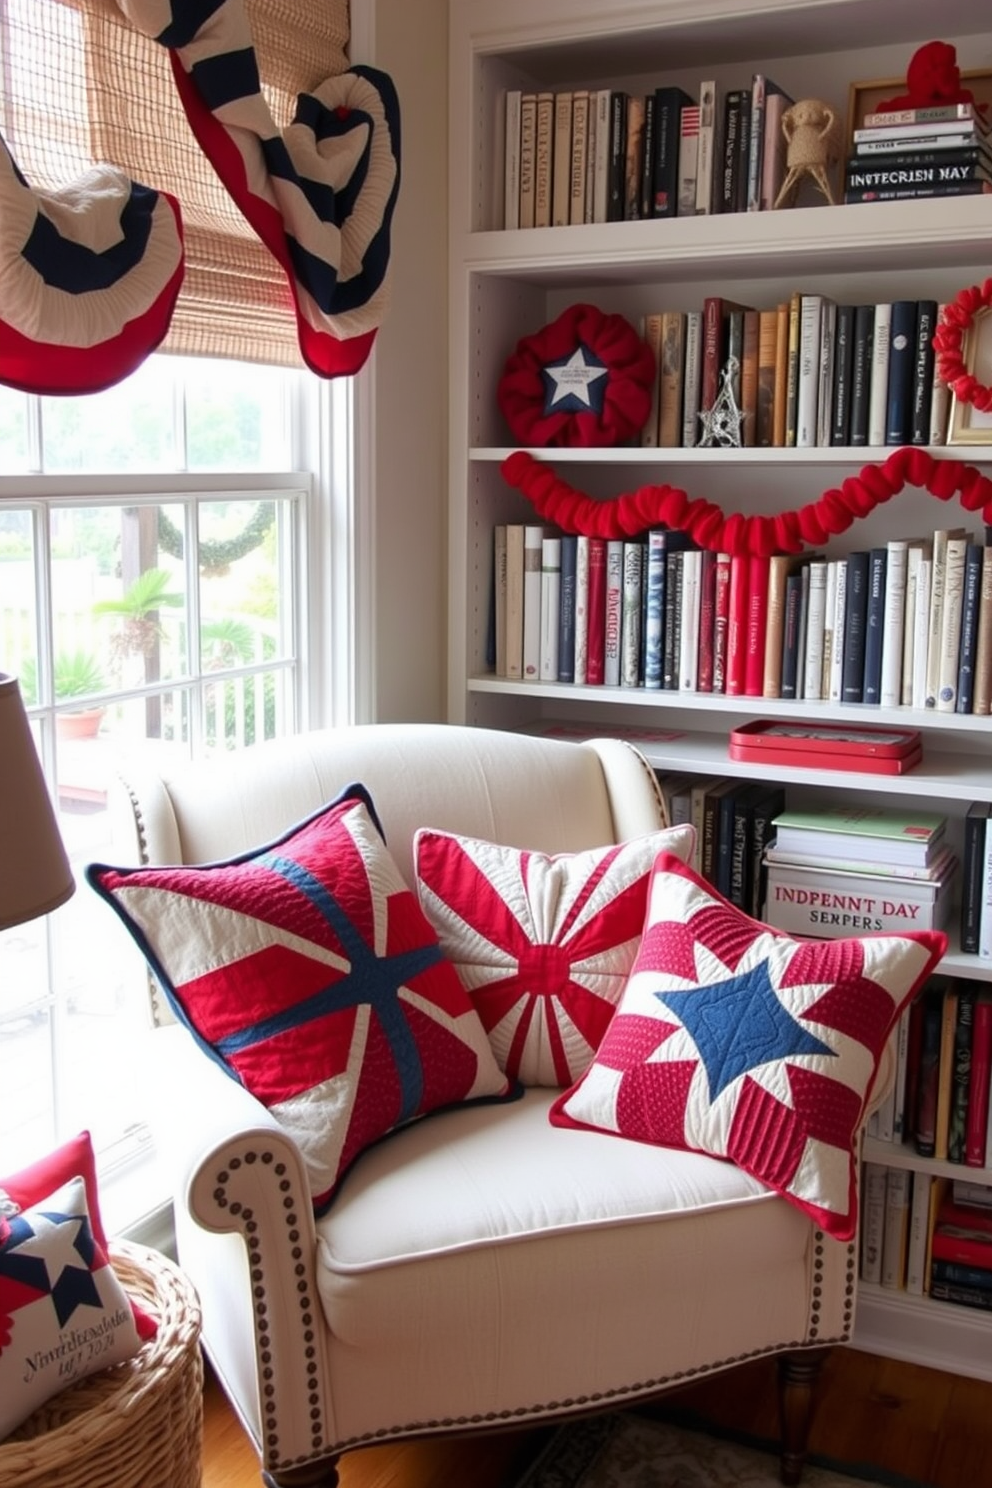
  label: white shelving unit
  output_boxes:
[448,0,992,1380]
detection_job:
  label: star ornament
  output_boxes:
[550,852,946,1239]
[541,342,610,415]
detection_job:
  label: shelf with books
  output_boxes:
[451,0,992,1384]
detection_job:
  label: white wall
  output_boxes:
[366,0,449,722]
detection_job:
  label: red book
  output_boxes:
[966,992,992,1167]
[743,553,770,696]
[701,296,752,414]
[931,1230,992,1271]
[697,549,717,692]
[724,552,749,696]
[586,537,607,685]
[711,552,731,693]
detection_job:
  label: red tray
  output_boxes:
[729,720,923,774]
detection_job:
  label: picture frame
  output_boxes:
[948,306,992,446]
[845,66,992,153]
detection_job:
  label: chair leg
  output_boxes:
[261,1459,340,1488]
[777,1347,830,1486]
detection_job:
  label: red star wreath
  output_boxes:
[933,278,992,414]
[497,302,655,448]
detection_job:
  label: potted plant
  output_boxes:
[20,651,109,739]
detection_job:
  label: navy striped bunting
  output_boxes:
[119,0,400,377]
[0,134,184,395]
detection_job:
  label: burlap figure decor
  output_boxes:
[773,98,843,208]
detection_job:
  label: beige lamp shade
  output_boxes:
[0,673,76,931]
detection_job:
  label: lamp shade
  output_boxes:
[0,673,75,930]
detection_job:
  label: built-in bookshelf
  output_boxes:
[448,0,992,1380]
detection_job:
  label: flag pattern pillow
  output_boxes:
[550,852,946,1239]
[414,824,695,1086]
[86,787,513,1212]
[0,1176,142,1439]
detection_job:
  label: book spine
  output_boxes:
[816,300,837,448]
[712,552,731,693]
[697,549,717,693]
[866,302,891,446]
[900,544,921,706]
[592,89,612,224]
[749,786,784,918]
[759,88,790,211]
[734,92,751,213]
[844,179,992,203]
[677,101,700,217]
[881,1167,911,1289]
[557,534,577,683]
[623,93,645,221]
[840,551,870,704]
[935,987,960,1163]
[638,94,655,220]
[651,87,691,218]
[743,554,769,696]
[821,558,838,698]
[695,79,718,214]
[905,1171,931,1295]
[720,90,743,212]
[956,543,984,713]
[981,808,992,962]
[643,531,666,690]
[679,548,702,691]
[740,308,760,448]
[863,103,989,127]
[915,991,944,1159]
[661,550,681,691]
[961,804,991,956]
[756,308,779,447]
[533,92,555,228]
[974,547,992,715]
[966,994,992,1167]
[849,302,875,446]
[585,536,607,684]
[640,312,664,448]
[829,557,847,702]
[573,535,589,685]
[948,988,976,1165]
[745,73,767,213]
[603,539,624,685]
[802,559,828,701]
[538,536,561,682]
[518,94,537,228]
[862,546,888,706]
[936,535,968,712]
[607,90,628,223]
[911,299,938,445]
[929,301,951,444]
[569,89,590,226]
[522,524,545,681]
[724,553,749,697]
[620,540,643,687]
[860,1161,888,1284]
[504,524,525,680]
[885,299,919,445]
[551,92,573,227]
[504,90,522,229]
[879,539,908,708]
[784,291,801,447]
[701,297,725,414]
[681,310,703,447]
[780,571,803,701]
[830,304,855,445]
[658,311,687,447]
[796,295,822,448]
[773,300,790,446]
[716,785,739,899]
[493,525,507,677]
[912,555,933,709]
[762,555,792,698]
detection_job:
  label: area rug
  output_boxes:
[512,1412,929,1488]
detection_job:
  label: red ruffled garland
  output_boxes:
[933,278,992,414]
[500,446,992,558]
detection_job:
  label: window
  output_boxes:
[0,355,347,1223]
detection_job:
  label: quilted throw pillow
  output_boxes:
[86,787,514,1212]
[414,824,695,1086]
[550,852,946,1239]
[0,1175,142,1439]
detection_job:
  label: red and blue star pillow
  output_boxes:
[550,852,945,1239]
[86,787,513,1214]
[414,824,694,1086]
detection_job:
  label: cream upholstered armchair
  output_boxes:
[91,723,922,1488]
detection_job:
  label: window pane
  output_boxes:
[40,358,179,474]
[182,358,294,471]
[0,386,31,473]
[0,508,37,689]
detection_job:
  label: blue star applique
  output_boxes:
[0,1205,101,1326]
[541,343,610,415]
[656,962,835,1101]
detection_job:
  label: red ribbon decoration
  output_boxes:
[500,446,992,558]
[933,278,992,415]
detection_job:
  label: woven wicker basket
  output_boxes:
[0,1240,203,1488]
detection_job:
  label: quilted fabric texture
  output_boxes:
[550,852,946,1239]
[1,1133,156,1341]
[0,1175,142,1438]
[414,824,695,1086]
[86,788,513,1211]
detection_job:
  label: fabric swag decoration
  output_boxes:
[0,134,184,395]
[118,0,401,378]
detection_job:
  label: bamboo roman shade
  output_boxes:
[1,0,351,366]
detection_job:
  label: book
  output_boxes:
[681,309,704,447]
[620,540,643,687]
[953,1179,992,1208]
[623,93,646,220]
[935,984,960,1163]
[518,93,537,228]
[830,304,856,445]
[505,524,525,681]
[585,536,607,685]
[712,551,731,693]
[724,552,749,697]
[763,554,803,698]
[879,538,908,708]
[885,299,919,445]
[763,858,953,938]
[504,90,522,229]
[796,293,823,447]
[701,779,736,886]
[770,805,946,867]
[846,160,992,194]
[849,303,875,446]
[905,1171,932,1295]
[493,525,508,677]
[701,296,751,416]
[696,549,718,694]
[759,87,791,212]
[637,93,655,219]
[603,539,624,686]
[677,101,700,217]
[715,781,743,900]
[780,569,804,702]
[740,308,760,448]
[640,311,663,448]
[748,784,785,918]
[956,542,984,713]
[948,987,977,1165]
[772,299,790,446]
[756,308,779,448]
[734,90,751,213]
[557,534,577,683]
[539,536,561,682]
[911,554,933,709]
[900,539,926,706]
[966,994,992,1168]
[573,535,590,685]
[743,553,770,696]
[746,74,788,213]
[643,529,667,690]
[658,311,687,447]
[663,549,683,692]
[981,804,992,962]
[880,1167,912,1289]
[679,547,702,692]
[929,300,952,444]
[860,1161,888,1284]
[533,91,555,228]
[821,559,839,698]
[801,559,828,701]
[522,524,545,681]
[728,782,770,910]
[866,302,892,446]
[784,290,802,446]
[569,89,590,225]
[936,533,969,712]
[591,88,612,224]
[720,89,746,213]
[845,179,992,204]
[651,86,694,218]
[828,557,848,702]
[915,988,945,1158]
[973,547,992,716]
[931,1260,992,1292]
[607,90,628,222]
[960,802,991,956]
[854,129,990,156]
[862,546,888,706]
[862,103,991,130]
[816,299,837,448]
[840,550,870,704]
[853,116,992,143]
[910,300,938,445]
[695,79,718,215]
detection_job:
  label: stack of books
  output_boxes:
[929,1188,992,1311]
[761,804,955,937]
[859,1165,992,1305]
[845,101,992,205]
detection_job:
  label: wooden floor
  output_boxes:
[201,1345,992,1488]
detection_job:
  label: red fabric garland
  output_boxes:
[933,278,992,414]
[500,447,992,558]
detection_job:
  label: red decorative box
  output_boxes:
[728,720,923,775]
